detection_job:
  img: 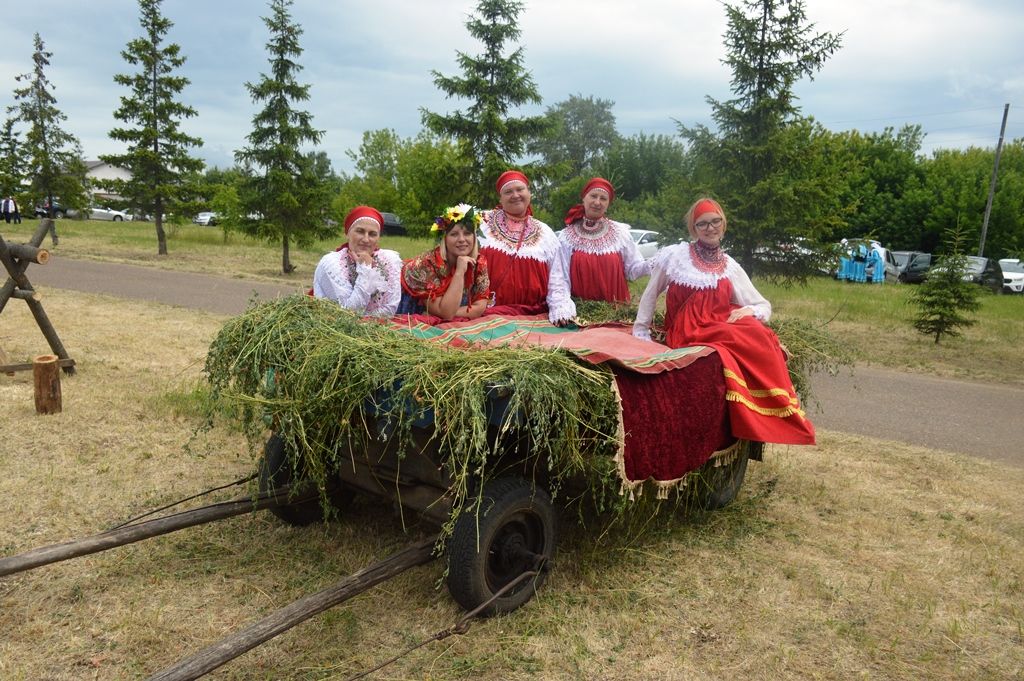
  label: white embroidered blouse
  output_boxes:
[312,248,403,317]
[479,210,577,323]
[632,242,771,340]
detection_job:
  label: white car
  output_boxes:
[630,229,662,260]
[997,259,1024,294]
[72,205,133,221]
[193,211,219,226]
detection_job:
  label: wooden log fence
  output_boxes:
[0,221,75,375]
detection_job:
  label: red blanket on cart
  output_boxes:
[391,313,732,488]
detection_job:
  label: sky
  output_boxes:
[1,0,1021,176]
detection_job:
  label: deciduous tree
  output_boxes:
[235,0,333,274]
[102,0,204,255]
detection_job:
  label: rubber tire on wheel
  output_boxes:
[113,215,122,222]
[446,478,556,616]
[258,434,353,526]
[692,442,754,510]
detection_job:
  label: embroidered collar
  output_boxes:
[563,217,621,254]
[689,239,726,274]
[659,242,740,290]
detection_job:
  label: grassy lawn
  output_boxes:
[1,290,1021,680]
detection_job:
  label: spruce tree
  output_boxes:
[911,223,981,344]
[8,33,89,245]
[0,118,25,200]
[680,0,843,278]
[103,0,204,256]
[421,0,548,206]
[235,0,332,275]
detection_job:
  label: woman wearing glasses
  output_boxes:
[632,197,814,445]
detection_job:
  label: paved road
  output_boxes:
[22,256,1024,466]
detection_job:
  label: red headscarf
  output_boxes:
[692,199,721,220]
[344,205,383,234]
[564,177,615,225]
[495,170,533,217]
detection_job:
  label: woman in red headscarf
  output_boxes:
[559,177,650,303]
[633,197,815,446]
[479,170,576,325]
[312,205,403,316]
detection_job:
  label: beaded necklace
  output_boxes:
[564,217,618,252]
[490,210,541,249]
[689,239,727,274]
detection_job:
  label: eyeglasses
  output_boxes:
[694,217,724,231]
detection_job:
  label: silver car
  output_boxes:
[630,229,662,259]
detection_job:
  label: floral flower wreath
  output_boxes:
[431,203,483,237]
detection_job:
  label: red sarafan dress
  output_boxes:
[479,209,576,323]
[558,218,650,302]
[633,242,815,446]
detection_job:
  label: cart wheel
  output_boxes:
[692,442,755,510]
[259,434,354,527]
[446,478,556,616]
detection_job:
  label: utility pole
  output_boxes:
[978,103,1009,257]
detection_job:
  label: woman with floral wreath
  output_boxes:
[479,170,576,325]
[558,177,650,302]
[632,197,815,446]
[312,205,402,316]
[399,203,491,320]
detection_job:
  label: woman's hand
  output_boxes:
[350,249,373,266]
[453,255,475,275]
[727,306,754,323]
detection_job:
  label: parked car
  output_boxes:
[193,211,219,226]
[630,229,662,259]
[73,205,133,222]
[995,258,1024,294]
[381,212,406,236]
[944,256,1024,294]
[33,200,67,218]
[893,250,932,283]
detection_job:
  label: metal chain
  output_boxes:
[344,563,545,681]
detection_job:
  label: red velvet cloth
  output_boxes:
[481,246,549,307]
[665,279,815,446]
[614,353,732,482]
[569,250,630,302]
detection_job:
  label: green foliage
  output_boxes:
[529,94,620,178]
[102,0,205,256]
[0,118,26,199]
[204,296,624,539]
[420,0,548,207]
[910,224,981,344]
[337,129,474,235]
[235,0,333,274]
[680,0,843,281]
[7,33,89,218]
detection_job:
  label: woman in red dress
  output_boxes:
[479,170,576,325]
[559,177,650,302]
[632,198,815,446]
[400,204,491,320]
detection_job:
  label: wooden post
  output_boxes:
[33,354,62,414]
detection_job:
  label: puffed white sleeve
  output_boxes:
[632,252,670,341]
[617,223,651,280]
[546,246,577,324]
[556,229,574,286]
[313,253,353,304]
[729,260,772,322]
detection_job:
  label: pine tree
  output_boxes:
[680,0,843,278]
[0,118,25,198]
[420,0,548,206]
[235,0,332,275]
[911,223,981,344]
[102,0,204,256]
[8,33,89,245]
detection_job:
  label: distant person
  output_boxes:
[400,203,490,321]
[1,196,13,223]
[479,170,575,325]
[10,196,20,224]
[312,206,402,317]
[559,177,650,303]
[633,197,815,446]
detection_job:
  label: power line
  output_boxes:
[821,105,1012,126]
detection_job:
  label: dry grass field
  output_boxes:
[1,288,1023,679]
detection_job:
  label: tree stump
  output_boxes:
[33,354,62,414]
